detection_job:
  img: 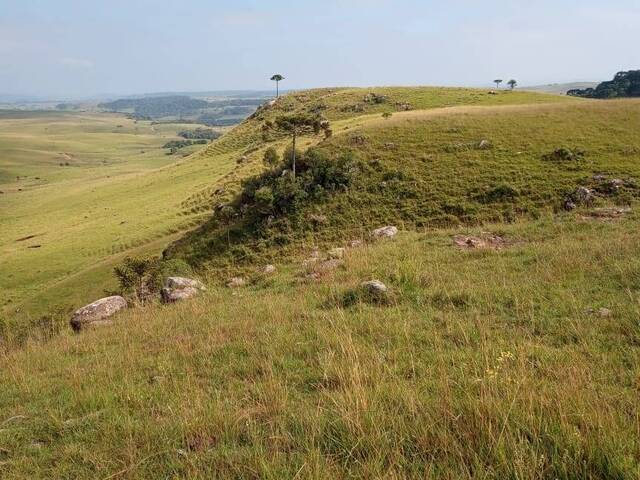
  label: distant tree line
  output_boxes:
[568,70,640,98]
[99,96,266,122]
[178,128,221,140]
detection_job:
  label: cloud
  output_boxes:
[60,57,94,68]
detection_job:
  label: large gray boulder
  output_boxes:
[70,296,127,331]
[371,226,398,239]
[161,277,205,303]
[164,277,206,291]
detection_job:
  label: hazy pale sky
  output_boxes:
[1,0,638,98]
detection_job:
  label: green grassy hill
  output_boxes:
[1,88,639,479]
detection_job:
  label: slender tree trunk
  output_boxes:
[292,131,296,179]
[276,81,279,98]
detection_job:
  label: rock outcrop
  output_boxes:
[161,277,206,303]
[371,226,398,239]
[70,296,127,331]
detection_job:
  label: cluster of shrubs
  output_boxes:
[178,128,221,140]
[113,256,192,304]
[163,139,208,154]
[542,147,585,163]
[236,147,358,221]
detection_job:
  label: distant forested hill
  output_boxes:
[98,95,267,125]
[99,96,210,117]
[568,70,640,98]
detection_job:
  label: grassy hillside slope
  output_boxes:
[0,112,231,325]
[1,88,568,329]
[1,217,639,478]
[1,88,639,478]
[168,97,639,269]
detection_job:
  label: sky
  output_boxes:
[1,0,639,98]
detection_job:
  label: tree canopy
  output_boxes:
[568,70,640,99]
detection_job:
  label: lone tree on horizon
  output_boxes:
[274,113,329,179]
[494,79,503,89]
[508,79,518,90]
[271,74,285,98]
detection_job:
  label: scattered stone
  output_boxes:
[263,264,276,274]
[581,207,631,221]
[478,140,492,150]
[227,277,246,288]
[564,186,595,210]
[384,142,397,150]
[360,280,388,294]
[316,259,343,272]
[395,102,412,111]
[161,277,205,303]
[328,247,345,260]
[349,239,363,248]
[371,225,398,239]
[586,307,612,317]
[70,296,127,331]
[453,233,507,250]
[608,178,625,191]
[309,213,328,225]
[303,257,320,267]
[350,134,367,145]
[573,186,595,203]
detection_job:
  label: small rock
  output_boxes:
[349,239,363,248]
[573,186,595,204]
[328,247,345,259]
[309,213,328,225]
[263,264,276,274]
[315,259,343,272]
[361,280,388,294]
[371,226,398,239]
[227,277,246,288]
[608,179,624,191]
[478,140,492,150]
[70,296,127,331]
[586,307,612,318]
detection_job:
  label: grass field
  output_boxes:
[1,216,638,478]
[0,111,233,327]
[1,88,639,478]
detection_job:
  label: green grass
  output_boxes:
[170,99,640,268]
[1,216,638,478]
[0,111,234,325]
[1,88,639,478]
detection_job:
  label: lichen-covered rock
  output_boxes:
[165,277,206,291]
[371,226,398,239]
[360,280,388,294]
[328,247,345,259]
[161,286,200,303]
[227,277,246,288]
[263,265,277,274]
[161,277,205,303]
[70,296,127,331]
